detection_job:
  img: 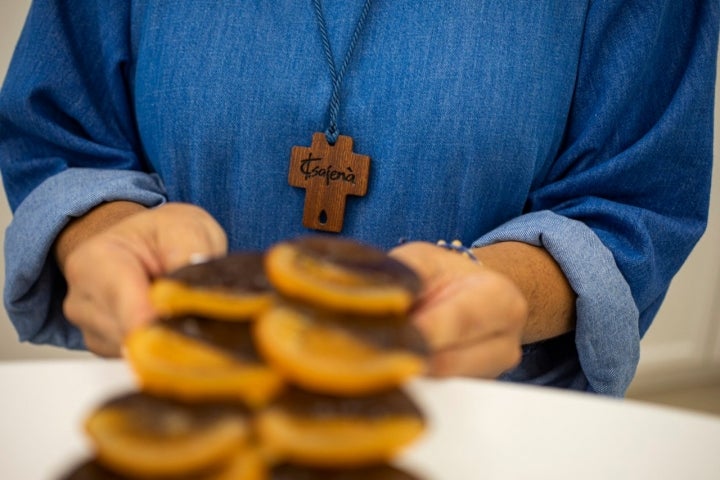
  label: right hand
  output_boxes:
[59,202,228,357]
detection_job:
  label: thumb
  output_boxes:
[140,203,229,273]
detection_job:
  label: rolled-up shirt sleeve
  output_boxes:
[0,1,166,348]
[4,170,166,348]
[477,0,718,396]
[473,211,639,396]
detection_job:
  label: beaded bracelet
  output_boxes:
[436,239,480,263]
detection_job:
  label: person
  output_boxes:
[0,1,717,397]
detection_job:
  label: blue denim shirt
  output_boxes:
[1,1,718,396]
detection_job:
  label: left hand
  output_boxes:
[389,241,527,378]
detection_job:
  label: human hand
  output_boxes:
[59,202,228,357]
[389,241,527,378]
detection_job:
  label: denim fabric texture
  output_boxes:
[1,0,718,396]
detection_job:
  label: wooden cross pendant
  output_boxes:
[289,132,370,232]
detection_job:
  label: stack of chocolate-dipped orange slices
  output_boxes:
[62,236,430,480]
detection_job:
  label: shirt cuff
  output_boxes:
[3,168,167,349]
[473,210,640,396]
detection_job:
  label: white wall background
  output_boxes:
[1,2,719,391]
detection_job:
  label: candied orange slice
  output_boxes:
[125,323,284,408]
[214,448,268,480]
[84,392,248,478]
[150,279,273,321]
[264,237,421,315]
[61,454,268,480]
[150,252,274,321]
[254,306,426,396]
[256,388,425,468]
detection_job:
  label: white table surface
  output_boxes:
[1,359,719,480]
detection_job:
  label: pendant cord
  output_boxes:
[312,0,373,144]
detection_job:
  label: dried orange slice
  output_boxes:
[61,454,268,480]
[125,319,284,408]
[254,305,426,396]
[150,252,274,321]
[84,392,249,478]
[256,388,425,468]
[214,448,268,480]
[264,237,421,315]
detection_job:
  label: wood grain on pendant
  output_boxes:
[289,132,370,232]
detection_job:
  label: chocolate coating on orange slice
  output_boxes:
[272,386,424,420]
[298,304,428,356]
[84,392,249,478]
[163,316,264,363]
[62,458,258,480]
[264,237,421,315]
[60,459,129,480]
[125,321,284,408]
[254,305,426,396]
[150,252,273,321]
[256,388,425,468]
[62,452,266,480]
[271,463,423,480]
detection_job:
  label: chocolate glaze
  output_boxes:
[60,458,223,480]
[289,303,429,357]
[290,236,422,294]
[60,459,130,480]
[165,251,271,293]
[98,392,249,437]
[62,459,424,480]
[161,316,262,363]
[273,387,424,420]
[271,463,423,480]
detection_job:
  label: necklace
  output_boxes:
[289,0,373,233]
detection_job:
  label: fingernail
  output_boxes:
[189,253,211,265]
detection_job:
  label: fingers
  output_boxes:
[390,240,528,379]
[413,273,527,349]
[63,238,156,356]
[413,273,526,378]
[81,329,124,358]
[61,202,228,356]
[97,203,227,275]
[149,203,228,272]
[389,242,447,282]
[389,241,476,294]
[430,335,523,378]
